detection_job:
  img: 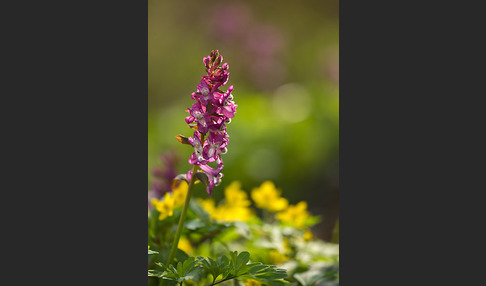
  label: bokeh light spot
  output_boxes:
[272,83,312,123]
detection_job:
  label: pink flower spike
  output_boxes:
[181,50,236,196]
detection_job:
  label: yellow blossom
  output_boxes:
[275,201,310,228]
[198,182,254,222]
[251,181,288,212]
[304,230,313,241]
[172,181,188,207]
[212,204,253,222]
[178,237,193,255]
[150,198,158,207]
[269,250,289,264]
[224,181,251,208]
[245,279,262,286]
[153,192,175,220]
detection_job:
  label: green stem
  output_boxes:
[166,164,200,266]
[204,276,237,286]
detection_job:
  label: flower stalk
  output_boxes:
[161,50,235,286]
[166,164,199,267]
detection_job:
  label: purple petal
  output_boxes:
[199,162,223,177]
[222,106,235,118]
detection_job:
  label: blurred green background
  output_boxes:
[148,0,338,240]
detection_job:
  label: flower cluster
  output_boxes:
[198,181,254,222]
[183,50,237,195]
[251,181,289,212]
[275,201,311,229]
[151,181,188,220]
[197,180,316,230]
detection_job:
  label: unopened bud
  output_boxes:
[214,55,222,67]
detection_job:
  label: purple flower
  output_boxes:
[188,131,206,165]
[185,102,211,134]
[221,86,237,118]
[148,150,179,209]
[186,157,224,196]
[195,79,216,105]
[179,50,236,195]
[203,131,229,161]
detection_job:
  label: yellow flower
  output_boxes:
[172,181,188,207]
[251,181,288,212]
[197,182,254,222]
[275,201,309,228]
[269,250,289,264]
[213,204,253,222]
[153,192,175,220]
[178,237,193,255]
[224,181,251,208]
[303,230,313,241]
[245,279,262,286]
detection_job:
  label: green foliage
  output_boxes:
[198,255,229,283]
[293,264,338,286]
[188,200,210,223]
[148,181,339,285]
[149,251,288,286]
[241,262,289,285]
[154,257,204,285]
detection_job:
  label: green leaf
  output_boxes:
[195,172,209,187]
[237,252,251,265]
[183,258,203,281]
[294,268,337,286]
[175,249,189,264]
[198,256,224,281]
[181,257,197,274]
[198,252,288,286]
[217,254,231,278]
[189,200,210,222]
[185,219,206,230]
[235,251,251,275]
[148,269,163,277]
[154,262,167,271]
[245,262,288,284]
[148,249,159,255]
[156,257,205,283]
[247,263,268,275]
